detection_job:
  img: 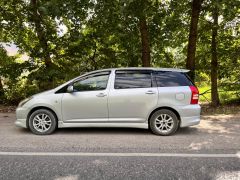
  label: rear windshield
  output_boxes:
[154,71,193,87]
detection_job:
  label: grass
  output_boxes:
[198,85,240,105]
[198,86,211,103]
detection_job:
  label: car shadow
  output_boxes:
[54,126,199,136]
[15,127,32,134]
[176,127,199,135]
[55,127,152,135]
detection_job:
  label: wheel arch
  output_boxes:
[27,106,59,128]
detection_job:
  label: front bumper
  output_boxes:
[15,119,27,128]
[15,107,29,128]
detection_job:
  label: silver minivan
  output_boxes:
[15,68,201,135]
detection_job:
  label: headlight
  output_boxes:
[18,97,33,107]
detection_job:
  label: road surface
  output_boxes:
[0,113,239,179]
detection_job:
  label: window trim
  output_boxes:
[114,70,154,90]
[73,71,111,84]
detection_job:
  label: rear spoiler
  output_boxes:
[156,68,190,73]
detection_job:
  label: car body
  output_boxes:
[15,67,201,135]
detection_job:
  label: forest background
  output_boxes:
[0,0,239,107]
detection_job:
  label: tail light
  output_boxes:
[189,86,199,104]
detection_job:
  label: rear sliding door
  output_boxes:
[108,70,158,122]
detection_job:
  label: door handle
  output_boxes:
[96,93,107,97]
[145,90,156,95]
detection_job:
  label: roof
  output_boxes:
[85,67,190,74]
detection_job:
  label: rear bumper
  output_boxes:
[177,104,201,127]
[180,116,200,127]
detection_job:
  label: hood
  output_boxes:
[33,89,55,97]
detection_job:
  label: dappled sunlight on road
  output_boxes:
[199,114,240,134]
[189,141,212,150]
[215,171,240,180]
[185,114,240,151]
[55,175,78,180]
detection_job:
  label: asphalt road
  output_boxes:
[0,113,239,180]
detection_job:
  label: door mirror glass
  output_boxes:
[67,85,74,93]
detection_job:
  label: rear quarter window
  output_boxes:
[154,71,193,87]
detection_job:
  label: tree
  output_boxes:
[139,15,151,67]
[210,0,220,106]
[29,0,53,68]
[0,77,3,103]
[120,0,154,67]
[186,0,203,81]
[0,0,239,104]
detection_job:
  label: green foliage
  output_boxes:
[0,0,239,104]
[195,72,210,87]
[4,78,39,104]
[0,46,32,104]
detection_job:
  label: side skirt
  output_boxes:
[58,121,148,129]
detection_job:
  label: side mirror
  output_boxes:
[67,85,74,93]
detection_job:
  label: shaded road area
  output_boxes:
[0,113,239,179]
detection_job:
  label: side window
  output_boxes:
[154,71,193,87]
[73,72,110,92]
[114,71,152,89]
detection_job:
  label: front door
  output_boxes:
[61,71,111,122]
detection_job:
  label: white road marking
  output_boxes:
[0,152,239,158]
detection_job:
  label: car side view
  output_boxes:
[15,68,201,136]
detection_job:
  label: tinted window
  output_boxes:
[73,72,110,91]
[115,71,152,89]
[154,71,192,87]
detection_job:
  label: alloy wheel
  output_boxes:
[155,114,174,133]
[32,113,52,133]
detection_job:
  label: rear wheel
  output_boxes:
[149,109,179,136]
[28,109,57,135]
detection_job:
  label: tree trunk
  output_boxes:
[211,0,220,106]
[186,0,203,82]
[139,16,151,67]
[31,0,52,68]
[90,48,97,70]
[0,77,4,103]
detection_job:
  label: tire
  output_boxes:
[28,109,57,135]
[149,109,179,136]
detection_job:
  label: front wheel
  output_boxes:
[28,109,57,135]
[149,109,179,136]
